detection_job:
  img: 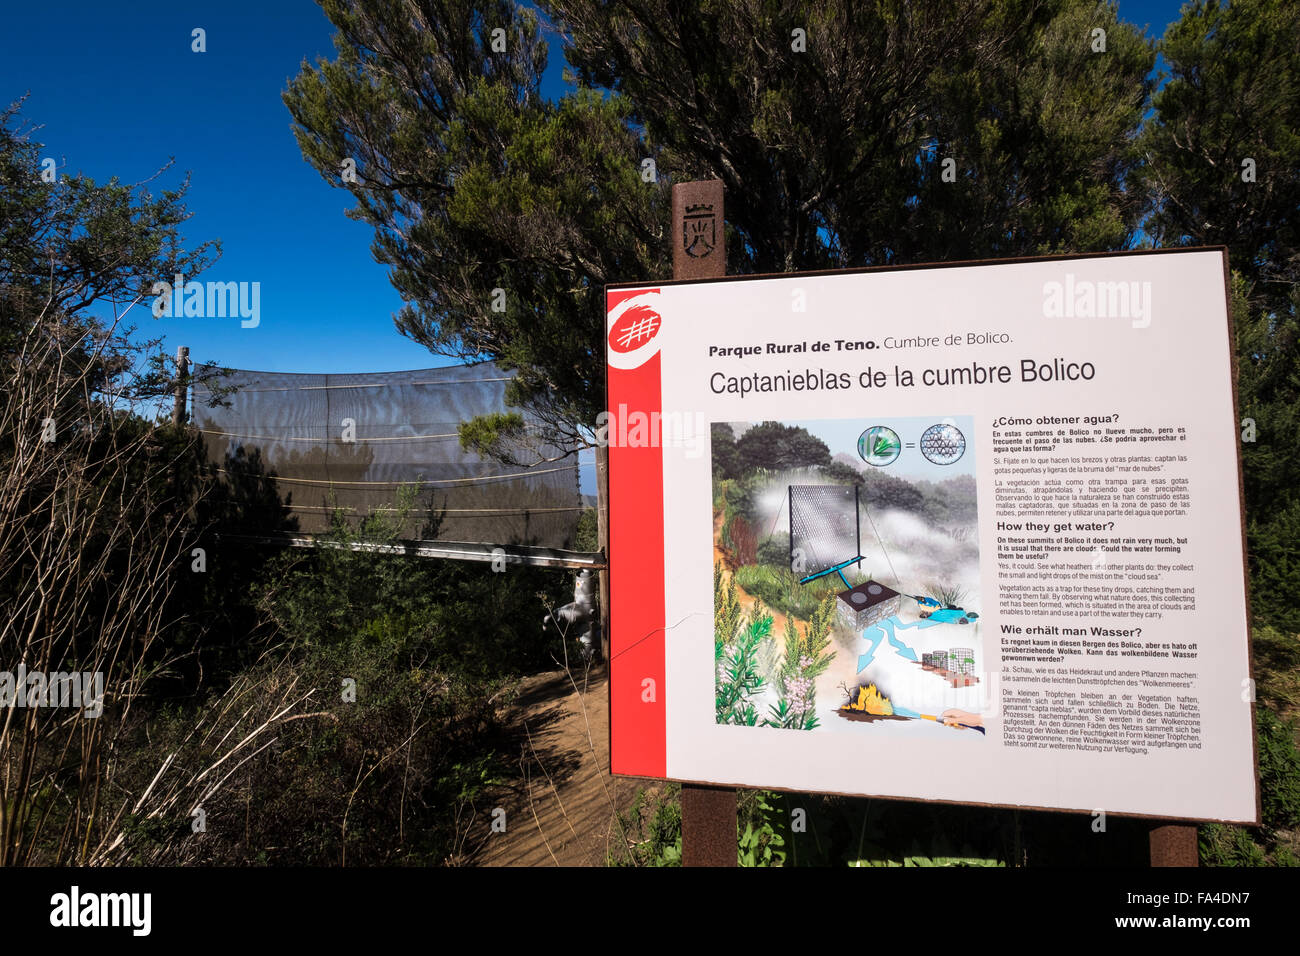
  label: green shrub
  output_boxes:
[1200,706,1300,866]
[258,487,569,677]
[735,564,842,621]
[738,790,789,866]
[925,581,969,608]
[757,534,790,569]
[1258,708,1300,832]
[574,507,599,552]
[716,611,771,726]
[607,785,682,866]
[1200,822,1270,867]
[765,600,836,731]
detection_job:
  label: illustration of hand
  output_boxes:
[940,709,984,729]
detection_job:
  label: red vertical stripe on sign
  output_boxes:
[607,289,666,778]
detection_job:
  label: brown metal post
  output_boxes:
[172,345,190,426]
[682,784,738,867]
[671,179,735,866]
[672,180,726,280]
[1150,824,1198,867]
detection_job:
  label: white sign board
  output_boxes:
[607,248,1257,823]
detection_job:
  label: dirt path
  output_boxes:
[473,511,793,867]
[476,666,641,867]
[714,509,794,639]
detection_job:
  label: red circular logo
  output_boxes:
[608,304,662,353]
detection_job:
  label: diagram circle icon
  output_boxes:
[858,426,901,466]
[920,423,966,465]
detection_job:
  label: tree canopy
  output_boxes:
[284,0,1157,446]
[1137,0,1300,313]
[733,420,831,473]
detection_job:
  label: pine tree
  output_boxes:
[285,0,1154,443]
[1137,0,1300,313]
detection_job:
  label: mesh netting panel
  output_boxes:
[788,484,859,576]
[192,364,581,547]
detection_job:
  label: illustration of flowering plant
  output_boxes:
[764,595,836,730]
[715,561,770,726]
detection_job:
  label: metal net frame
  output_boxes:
[192,363,583,548]
[788,484,862,580]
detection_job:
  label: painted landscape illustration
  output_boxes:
[712,417,986,737]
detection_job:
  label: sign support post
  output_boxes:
[1150,819,1199,866]
[671,179,736,867]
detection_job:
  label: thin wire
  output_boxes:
[215,465,575,487]
[194,425,544,443]
[197,428,463,442]
[861,496,900,586]
[765,498,783,541]
[282,504,585,514]
[193,377,512,393]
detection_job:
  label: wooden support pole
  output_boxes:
[172,345,190,426]
[595,441,611,662]
[671,178,735,867]
[1149,823,1198,867]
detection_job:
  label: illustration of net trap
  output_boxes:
[788,484,905,628]
[921,647,980,686]
[788,484,863,588]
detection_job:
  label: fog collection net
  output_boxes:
[192,364,582,548]
[788,484,861,577]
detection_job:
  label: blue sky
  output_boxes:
[1,0,572,376]
[2,0,1190,491]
